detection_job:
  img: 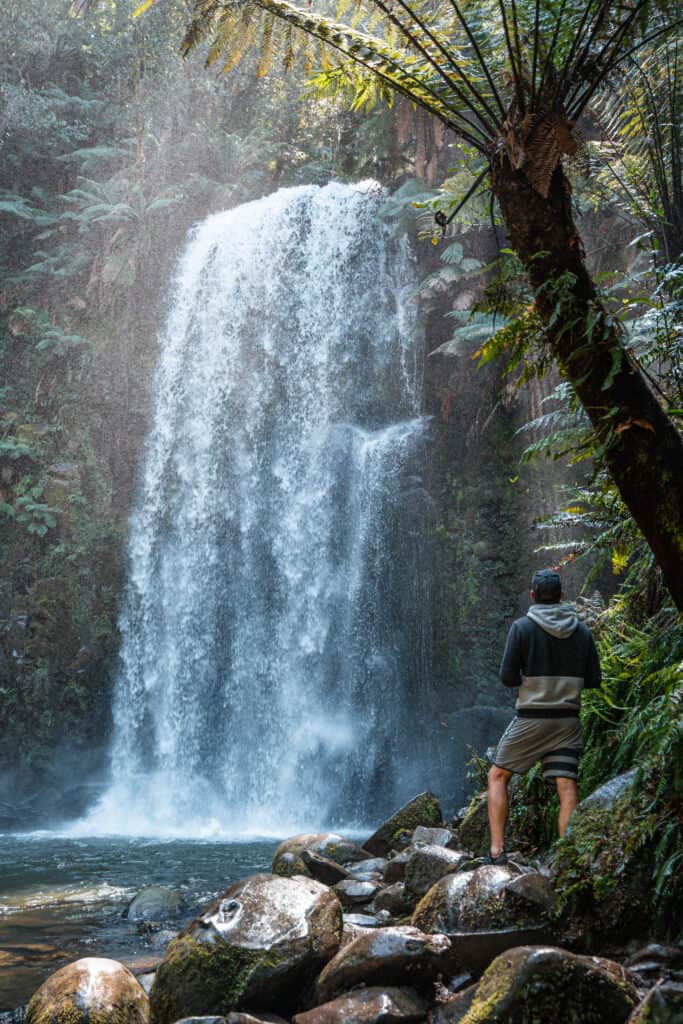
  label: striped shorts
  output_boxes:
[493,715,583,780]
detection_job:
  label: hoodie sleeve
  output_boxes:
[500,621,523,688]
[584,632,602,689]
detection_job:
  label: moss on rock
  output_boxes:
[458,945,638,1024]
[364,793,443,857]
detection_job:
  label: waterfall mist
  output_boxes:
[80,181,432,837]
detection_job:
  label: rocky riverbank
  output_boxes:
[8,788,682,1024]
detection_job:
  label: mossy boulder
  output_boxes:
[272,834,366,877]
[314,925,452,1003]
[412,866,542,934]
[364,793,443,857]
[27,957,149,1024]
[124,887,184,922]
[451,945,639,1023]
[551,791,656,943]
[456,794,489,856]
[149,874,342,1024]
[293,986,426,1024]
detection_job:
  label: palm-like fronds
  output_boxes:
[136,0,681,180]
[592,40,683,262]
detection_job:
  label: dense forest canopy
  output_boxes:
[129,0,683,608]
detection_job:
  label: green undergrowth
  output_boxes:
[505,586,683,940]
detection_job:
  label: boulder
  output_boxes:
[315,926,452,1003]
[455,795,488,857]
[504,872,555,913]
[364,794,443,857]
[341,922,375,947]
[149,874,341,1023]
[383,850,414,885]
[334,880,379,909]
[27,958,148,1024]
[578,768,638,813]
[412,827,452,848]
[404,846,469,900]
[454,946,639,1023]
[374,883,414,918]
[301,850,349,886]
[273,835,366,877]
[125,887,185,922]
[412,866,541,934]
[293,987,426,1024]
[347,859,388,879]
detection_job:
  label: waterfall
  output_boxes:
[84,181,431,837]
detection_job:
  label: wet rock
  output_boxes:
[458,946,639,1023]
[149,874,341,1023]
[430,986,478,1024]
[315,926,452,1003]
[411,866,539,934]
[374,883,414,918]
[293,987,426,1024]
[412,827,452,848]
[225,1014,289,1024]
[301,850,349,886]
[273,835,366,876]
[578,768,638,813]
[504,872,555,913]
[454,794,488,857]
[27,958,149,1024]
[126,887,184,922]
[365,793,443,857]
[174,1018,226,1024]
[383,850,414,885]
[626,944,683,984]
[404,846,469,900]
[347,859,388,879]
[341,922,375,947]
[334,880,379,909]
[627,981,683,1023]
[343,914,381,928]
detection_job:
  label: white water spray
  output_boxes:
[81,181,431,837]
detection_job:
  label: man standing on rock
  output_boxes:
[485,569,601,864]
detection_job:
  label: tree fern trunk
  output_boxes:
[492,159,683,610]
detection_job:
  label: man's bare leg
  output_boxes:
[487,764,513,857]
[556,776,579,836]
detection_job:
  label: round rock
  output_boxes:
[412,865,538,934]
[149,873,342,1023]
[315,925,452,1003]
[27,957,149,1024]
[460,945,638,1022]
[125,887,184,922]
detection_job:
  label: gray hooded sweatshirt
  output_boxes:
[500,603,601,717]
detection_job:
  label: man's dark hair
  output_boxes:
[532,569,562,603]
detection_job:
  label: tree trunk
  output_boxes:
[492,158,683,611]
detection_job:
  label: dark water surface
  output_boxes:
[0,834,279,1010]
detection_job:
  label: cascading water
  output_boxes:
[84,181,432,837]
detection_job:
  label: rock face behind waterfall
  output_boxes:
[149,874,342,1023]
[89,181,432,836]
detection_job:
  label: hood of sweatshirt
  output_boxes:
[527,602,579,639]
